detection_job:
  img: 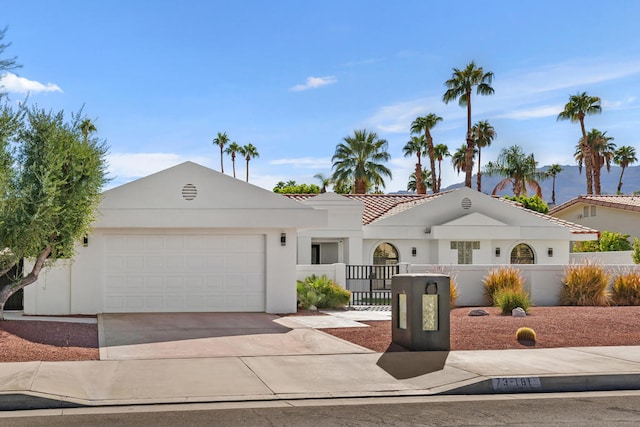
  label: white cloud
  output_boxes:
[270,157,332,169]
[494,104,564,120]
[0,73,63,94]
[290,76,337,92]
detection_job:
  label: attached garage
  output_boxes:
[23,162,327,315]
[104,234,266,312]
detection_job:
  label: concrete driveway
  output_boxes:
[98,312,373,360]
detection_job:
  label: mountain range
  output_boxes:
[442,165,640,206]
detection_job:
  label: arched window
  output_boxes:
[510,243,535,264]
[373,242,399,265]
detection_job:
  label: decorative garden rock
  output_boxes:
[468,309,490,317]
[512,307,526,317]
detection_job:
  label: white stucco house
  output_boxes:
[23,162,600,315]
[287,187,598,267]
[24,162,326,315]
[549,195,640,240]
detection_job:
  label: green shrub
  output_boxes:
[573,231,632,253]
[516,327,536,342]
[504,195,549,214]
[493,288,531,315]
[632,237,640,264]
[296,274,351,310]
[599,231,632,251]
[482,266,525,306]
[611,271,640,306]
[560,260,611,306]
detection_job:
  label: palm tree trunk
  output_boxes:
[476,147,482,192]
[579,118,593,194]
[415,163,423,194]
[425,132,437,194]
[465,91,473,188]
[617,166,626,194]
[220,147,224,174]
[437,159,442,193]
[552,176,557,205]
[245,158,249,182]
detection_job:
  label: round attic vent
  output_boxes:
[461,197,472,209]
[182,184,197,201]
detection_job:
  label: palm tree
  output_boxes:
[471,120,496,192]
[557,92,602,194]
[587,129,616,195]
[451,144,469,176]
[613,145,638,194]
[239,143,259,182]
[407,168,432,193]
[313,173,333,193]
[442,61,495,189]
[331,129,392,194]
[402,135,427,194]
[224,141,242,178]
[410,114,442,193]
[213,132,230,173]
[433,143,450,193]
[484,145,546,197]
[79,118,97,143]
[546,164,563,205]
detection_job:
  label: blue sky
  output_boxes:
[2,1,640,192]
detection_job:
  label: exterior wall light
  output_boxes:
[412,247,417,257]
[83,236,89,247]
[495,247,500,257]
[280,233,286,246]
[548,248,553,257]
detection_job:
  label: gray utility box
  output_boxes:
[391,273,450,351]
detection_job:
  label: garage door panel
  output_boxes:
[104,234,265,312]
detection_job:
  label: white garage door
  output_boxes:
[104,234,265,312]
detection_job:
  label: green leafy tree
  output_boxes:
[433,143,450,193]
[546,164,563,205]
[402,135,427,194]
[442,61,495,189]
[484,145,546,197]
[212,131,229,173]
[239,143,259,182]
[273,181,321,194]
[613,145,637,194]
[224,141,242,178]
[632,237,640,264]
[471,120,496,192]
[0,106,108,318]
[557,92,602,195]
[331,129,391,194]
[410,114,442,193]
[503,195,549,214]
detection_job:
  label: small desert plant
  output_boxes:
[483,266,525,306]
[611,270,640,306]
[516,327,536,342]
[560,260,611,306]
[296,274,351,310]
[632,237,640,264]
[494,288,531,315]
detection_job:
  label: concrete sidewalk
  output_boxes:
[2,309,640,410]
[2,345,640,410]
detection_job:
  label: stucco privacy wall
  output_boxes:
[23,162,327,315]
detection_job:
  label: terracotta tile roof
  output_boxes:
[284,193,444,224]
[286,191,594,234]
[498,197,598,235]
[549,195,640,215]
